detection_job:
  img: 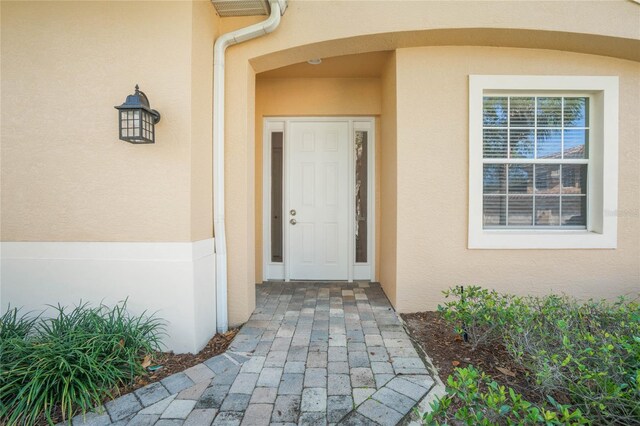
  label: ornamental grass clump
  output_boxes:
[0,302,165,425]
[430,287,640,425]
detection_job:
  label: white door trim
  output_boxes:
[262,117,376,282]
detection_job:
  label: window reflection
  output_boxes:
[271,132,283,262]
[355,131,368,263]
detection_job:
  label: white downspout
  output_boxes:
[214,1,283,333]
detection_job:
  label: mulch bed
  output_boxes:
[41,329,238,425]
[401,311,544,404]
[123,328,238,391]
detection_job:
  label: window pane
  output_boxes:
[355,130,368,263]
[562,196,587,226]
[564,97,589,127]
[508,164,533,194]
[509,129,534,158]
[483,196,506,226]
[483,164,506,194]
[510,97,535,127]
[507,195,533,226]
[536,129,562,158]
[483,129,507,158]
[537,97,562,127]
[535,196,560,226]
[561,164,587,195]
[483,97,508,127]
[271,132,284,263]
[563,129,588,159]
[535,164,560,194]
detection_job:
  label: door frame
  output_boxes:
[262,117,376,282]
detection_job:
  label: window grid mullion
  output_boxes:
[532,97,537,226]
[505,164,510,225]
[561,97,565,159]
[507,97,511,160]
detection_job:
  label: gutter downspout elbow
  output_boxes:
[213,1,283,333]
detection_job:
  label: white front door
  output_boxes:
[287,121,349,280]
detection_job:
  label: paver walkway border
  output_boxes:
[58,282,437,426]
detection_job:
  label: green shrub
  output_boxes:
[434,287,640,425]
[419,366,588,425]
[439,286,516,350]
[0,301,165,425]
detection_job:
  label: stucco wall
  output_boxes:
[191,0,217,241]
[0,0,219,353]
[379,53,398,306]
[221,0,640,326]
[393,46,640,312]
[254,77,383,282]
[1,0,217,242]
[4,0,639,330]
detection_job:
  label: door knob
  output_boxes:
[290,209,296,216]
[290,218,297,225]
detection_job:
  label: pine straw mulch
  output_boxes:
[401,311,548,404]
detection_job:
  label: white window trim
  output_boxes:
[468,75,618,249]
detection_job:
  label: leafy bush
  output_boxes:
[419,366,588,425]
[439,286,515,350]
[0,302,165,425]
[431,287,640,425]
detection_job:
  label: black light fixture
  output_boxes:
[115,84,161,144]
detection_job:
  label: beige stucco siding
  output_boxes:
[191,0,217,241]
[254,77,383,282]
[380,53,398,306]
[393,46,640,312]
[1,1,218,242]
[221,0,640,327]
[3,0,639,331]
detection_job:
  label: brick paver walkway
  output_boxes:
[61,282,434,426]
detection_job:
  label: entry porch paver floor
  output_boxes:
[65,282,434,426]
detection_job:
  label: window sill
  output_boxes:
[468,229,617,249]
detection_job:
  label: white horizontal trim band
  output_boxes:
[0,239,215,262]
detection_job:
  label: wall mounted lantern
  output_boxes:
[115,84,161,144]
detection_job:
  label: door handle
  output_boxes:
[290,209,296,216]
[290,218,297,225]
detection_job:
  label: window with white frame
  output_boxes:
[468,76,618,249]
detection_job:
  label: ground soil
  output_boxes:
[122,328,239,391]
[401,311,544,404]
[40,329,238,425]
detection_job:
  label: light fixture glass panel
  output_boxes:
[355,130,368,263]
